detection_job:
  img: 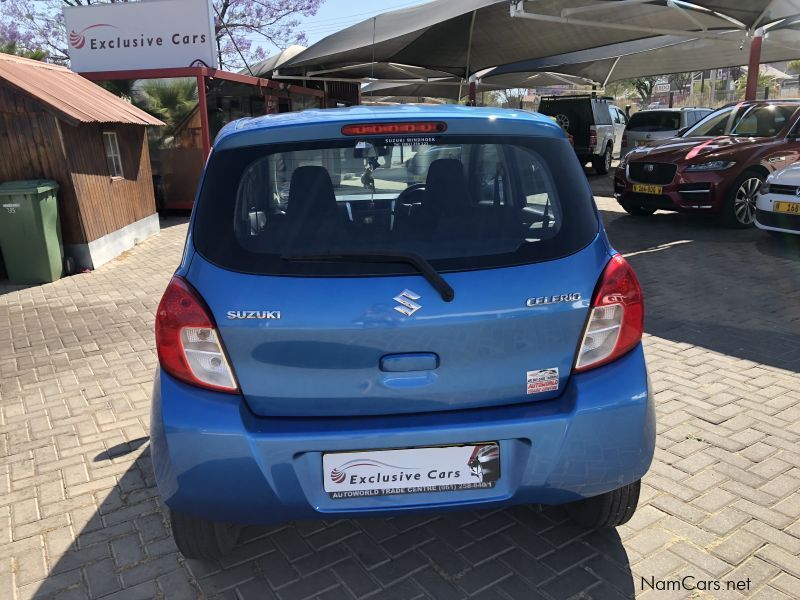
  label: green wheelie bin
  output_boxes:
[0,180,63,284]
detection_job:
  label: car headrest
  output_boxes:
[286,166,337,221]
[425,158,470,213]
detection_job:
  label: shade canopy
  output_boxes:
[283,62,460,82]
[489,27,800,85]
[279,0,792,81]
[362,71,595,100]
[247,45,307,78]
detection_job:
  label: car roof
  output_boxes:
[722,99,800,108]
[215,104,564,148]
[637,107,711,113]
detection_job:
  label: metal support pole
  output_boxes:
[745,30,764,101]
[463,11,476,105]
[197,74,211,159]
[668,91,674,108]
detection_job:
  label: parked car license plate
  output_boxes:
[774,201,800,214]
[323,443,500,499]
[632,184,662,195]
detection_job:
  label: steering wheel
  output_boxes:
[396,183,426,206]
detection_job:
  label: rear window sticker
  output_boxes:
[527,368,559,394]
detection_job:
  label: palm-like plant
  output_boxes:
[134,79,198,138]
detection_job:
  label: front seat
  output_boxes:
[284,166,341,247]
[408,158,472,235]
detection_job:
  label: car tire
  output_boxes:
[169,508,240,559]
[721,170,765,229]
[620,203,657,217]
[593,144,612,175]
[565,480,641,529]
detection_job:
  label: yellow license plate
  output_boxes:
[632,184,662,195]
[774,201,800,214]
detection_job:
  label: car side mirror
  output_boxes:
[677,127,689,136]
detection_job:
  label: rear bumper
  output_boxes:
[151,345,654,525]
[614,166,730,213]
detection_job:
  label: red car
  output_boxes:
[614,100,800,227]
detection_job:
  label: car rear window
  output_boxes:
[193,135,598,276]
[627,111,681,131]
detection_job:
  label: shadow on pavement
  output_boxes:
[600,207,800,373]
[36,446,635,599]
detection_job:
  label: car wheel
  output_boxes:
[620,203,657,217]
[593,145,612,175]
[565,480,641,529]
[169,508,240,559]
[722,170,764,228]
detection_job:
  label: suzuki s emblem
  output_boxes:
[393,289,422,316]
[644,164,655,173]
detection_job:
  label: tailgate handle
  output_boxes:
[380,353,439,372]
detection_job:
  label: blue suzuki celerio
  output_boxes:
[151,105,655,559]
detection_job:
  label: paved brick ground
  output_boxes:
[1,174,799,599]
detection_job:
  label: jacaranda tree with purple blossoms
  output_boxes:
[0,0,323,68]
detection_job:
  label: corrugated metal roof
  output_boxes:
[0,54,163,126]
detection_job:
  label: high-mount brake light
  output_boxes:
[574,254,644,372]
[155,276,238,393]
[341,122,447,136]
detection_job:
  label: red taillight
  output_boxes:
[589,127,597,148]
[574,255,643,373]
[622,134,628,147]
[155,276,238,393]
[341,122,446,136]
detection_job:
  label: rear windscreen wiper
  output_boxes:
[281,251,455,302]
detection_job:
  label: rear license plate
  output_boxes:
[323,443,500,499]
[632,183,662,195]
[774,201,800,214]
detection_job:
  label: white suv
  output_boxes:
[620,107,713,158]
[538,95,626,174]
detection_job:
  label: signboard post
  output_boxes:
[64,0,218,72]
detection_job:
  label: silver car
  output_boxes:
[620,107,712,158]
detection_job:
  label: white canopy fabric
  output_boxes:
[279,0,792,81]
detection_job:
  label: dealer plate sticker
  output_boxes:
[323,443,500,499]
[527,367,559,394]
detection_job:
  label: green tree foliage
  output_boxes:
[668,72,693,92]
[0,39,47,60]
[735,69,777,99]
[616,76,660,104]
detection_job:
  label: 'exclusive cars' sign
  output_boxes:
[64,0,218,72]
